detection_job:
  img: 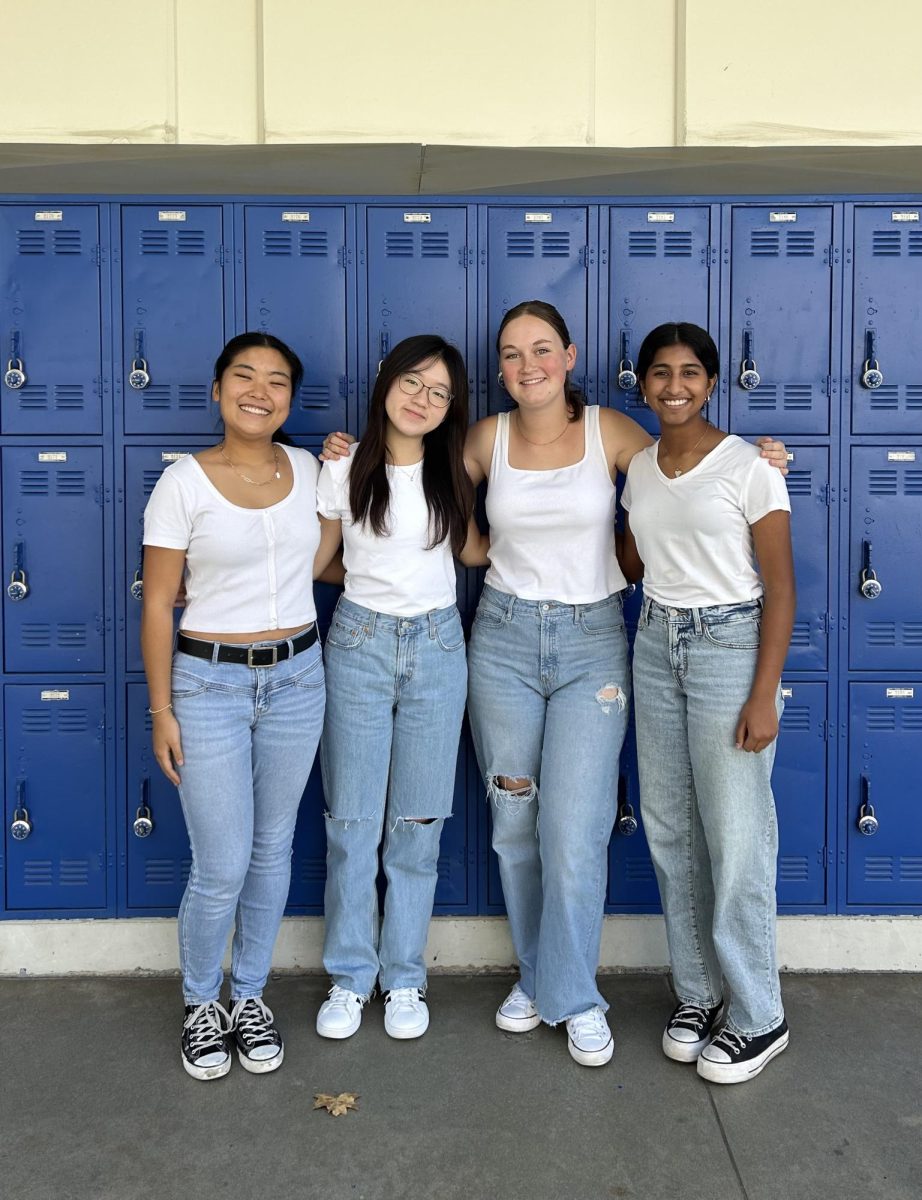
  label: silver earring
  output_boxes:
[497,371,506,391]
[641,394,648,406]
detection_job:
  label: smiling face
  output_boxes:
[213,346,293,440]
[497,314,577,409]
[640,343,717,429]
[383,355,453,440]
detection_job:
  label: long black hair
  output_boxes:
[349,335,473,556]
[496,299,585,422]
[213,332,303,445]
[636,322,720,382]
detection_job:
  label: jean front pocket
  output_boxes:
[703,615,761,651]
[435,611,465,652]
[171,664,209,700]
[325,616,369,651]
[578,601,624,638]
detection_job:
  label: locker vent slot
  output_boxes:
[176,231,205,255]
[743,384,777,409]
[624,857,656,882]
[541,232,571,258]
[780,704,811,731]
[778,856,810,881]
[506,232,535,258]
[385,231,414,257]
[866,706,896,731]
[865,857,922,883]
[783,384,813,410]
[299,384,330,410]
[905,470,922,495]
[142,470,162,496]
[21,709,53,733]
[628,231,657,257]
[60,860,90,885]
[140,229,170,254]
[17,228,46,254]
[58,625,88,647]
[905,623,922,646]
[141,385,172,410]
[786,231,815,256]
[863,857,894,881]
[53,229,82,255]
[262,230,292,255]
[145,860,183,886]
[750,230,780,256]
[903,709,922,730]
[872,230,901,255]
[58,710,89,732]
[436,855,450,884]
[421,231,450,258]
[902,859,922,879]
[868,469,898,495]
[56,470,86,496]
[663,231,692,257]
[909,232,922,256]
[178,385,208,410]
[298,857,326,882]
[865,622,897,646]
[868,386,899,410]
[144,712,153,732]
[21,625,52,647]
[23,861,54,886]
[299,231,328,257]
[17,386,49,409]
[906,387,922,409]
[55,385,85,410]
[19,470,50,495]
[785,470,812,496]
[788,623,811,648]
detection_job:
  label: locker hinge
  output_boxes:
[92,244,105,266]
[578,245,590,269]
[701,244,717,267]
[825,375,833,397]
[338,375,348,399]
[821,612,833,635]
[458,245,474,268]
[818,846,834,867]
[218,245,230,267]
[337,246,349,268]
[821,483,831,506]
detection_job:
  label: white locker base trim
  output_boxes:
[2,915,922,976]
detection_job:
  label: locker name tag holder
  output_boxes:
[647,212,675,223]
[525,213,553,223]
[891,212,919,222]
[161,451,189,463]
[887,450,916,461]
[34,211,63,221]
[158,211,187,222]
[282,212,310,222]
[770,212,797,222]
[41,690,70,701]
[886,688,914,698]
[403,213,431,223]
[781,688,793,699]
[38,451,67,462]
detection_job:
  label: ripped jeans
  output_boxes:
[467,584,630,1024]
[320,597,467,997]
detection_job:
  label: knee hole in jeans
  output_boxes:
[487,776,537,811]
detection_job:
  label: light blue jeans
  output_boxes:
[633,597,784,1037]
[467,584,630,1025]
[172,638,325,1005]
[320,597,467,997]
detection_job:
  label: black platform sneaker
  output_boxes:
[230,996,284,1073]
[181,1001,233,1081]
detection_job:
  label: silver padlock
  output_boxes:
[858,802,879,836]
[860,573,882,600]
[617,362,638,391]
[861,360,884,389]
[7,570,29,602]
[617,802,639,837]
[128,358,151,390]
[4,358,26,389]
[133,804,154,838]
[10,806,32,840]
[130,570,144,601]
[739,360,761,391]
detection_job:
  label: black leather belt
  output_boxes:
[176,626,317,667]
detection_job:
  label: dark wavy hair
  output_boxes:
[349,335,473,556]
[496,299,585,422]
[636,322,720,383]
[213,332,303,445]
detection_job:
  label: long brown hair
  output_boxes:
[348,335,473,556]
[496,300,585,422]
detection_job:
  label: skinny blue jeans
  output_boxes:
[633,598,784,1037]
[172,638,325,1005]
[320,597,467,997]
[467,584,630,1025]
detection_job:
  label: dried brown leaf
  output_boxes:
[313,1091,360,1117]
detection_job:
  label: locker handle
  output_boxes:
[739,329,761,391]
[617,331,637,391]
[134,778,154,838]
[861,329,884,389]
[859,539,882,600]
[857,775,879,836]
[11,779,32,840]
[7,540,30,602]
[4,330,27,389]
[377,332,390,373]
[128,330,150,390]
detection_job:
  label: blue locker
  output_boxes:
[607,736,661,911]
[785,446,830,671]
[364,206,471,416]
[120,205,229,434]
[242,206,350,435]
[847,682,922,906]
[851,206,922,435]
[4,683,106,910]
[849,445,922,671]
[486,206,589,415]
[774,681,828,907]
[0,204,103,435]
[607,205,714,433]
[2,447,105,673]
[728,206,834,435]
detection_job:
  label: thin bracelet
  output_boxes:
[148,702,173,715]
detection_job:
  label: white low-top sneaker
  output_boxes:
[316,984,366,1040]
[566,1006,614,1067]
[383,987,430,1039]
[495,982,541,1032]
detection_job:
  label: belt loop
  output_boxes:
[286,635,295,657]
[428,610,436,639]
[211,639,221,666]
[641,595,652,624]
[691,607,703,636]
[504,592,516,621]
[367,610,377,637]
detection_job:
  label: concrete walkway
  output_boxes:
[1,973,919,1200]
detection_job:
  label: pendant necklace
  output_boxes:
[220,442,281,486]
[666,422,711,477]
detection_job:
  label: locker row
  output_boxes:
[2,200,922,438]
[2,442,919,675]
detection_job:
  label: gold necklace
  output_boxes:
[219,442,281,486]
[663,422,711,477]
[514,410,571,447]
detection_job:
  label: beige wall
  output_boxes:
[0,0,919,147]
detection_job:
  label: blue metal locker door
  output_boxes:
[486,206,589,416]
[607,733,661,911]
[774,682,828,907]
[0,204,103,435]
[365,207,471,413]
[847,682,922,907]
[849,446,922,671]
[2,447,105,673]
[4,683,106,911]
[729,206,833,436]
[851,206,922,435]
[432,732,475,913]
[784,446,830,671]
[121,206,228,434]
[125,684,190,910]
[243,206,349,435]
[607,206,713,435]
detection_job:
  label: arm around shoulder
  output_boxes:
[598,407,654,478]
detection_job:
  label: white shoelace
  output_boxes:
[184,1001,232,1054]
[232,997,276,1043]
[711,1028,747,1054]
[670,1003,713,1033]
[386,987,424,1013]
[568,1007,609,1042]
[325,984,364,1010]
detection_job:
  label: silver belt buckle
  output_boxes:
[247,645,278,668]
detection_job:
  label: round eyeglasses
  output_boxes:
[398,373,453,408]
